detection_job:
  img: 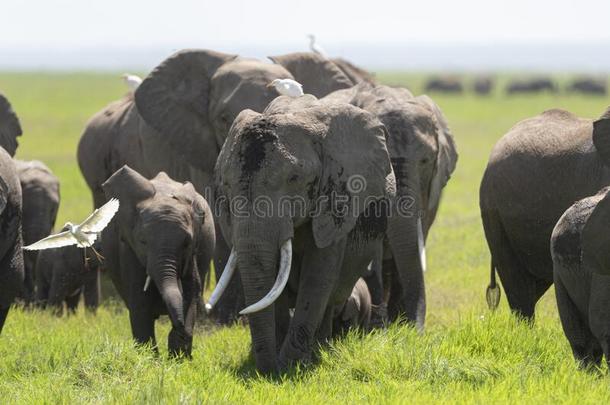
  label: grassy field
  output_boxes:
[1,72,610,403]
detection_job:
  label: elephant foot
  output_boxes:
[279,325,314,371]
[370,303,388,329]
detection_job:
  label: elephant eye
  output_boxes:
[420,158,430,165]
[288,174,299,183]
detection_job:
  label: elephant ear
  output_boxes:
[593,108,610,167]
[0,93,22,157]
[102,165,155,219]
[0,176,7,215]
[312,105,394,248]
[134,49,238,166]
[269,52,355,98]
[416,95,458,207]
[581,187,610,276]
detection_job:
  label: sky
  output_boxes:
[2,0,610,70]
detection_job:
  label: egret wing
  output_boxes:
[79,198,120,233]
[23,231,76,250]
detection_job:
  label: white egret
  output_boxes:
[24,198,119,251]
[122,74,143,92]
[267,79,304,98]
[307,34,327,58]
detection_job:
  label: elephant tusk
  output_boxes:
[239,239,292,315]
[143,275,151,292]
[205,249,237,313]
[417,217,427,272]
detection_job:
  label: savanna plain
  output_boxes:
[1,72,609,403]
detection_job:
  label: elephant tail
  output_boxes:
[486,260,501,310]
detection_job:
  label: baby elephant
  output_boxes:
[333,278,372,334]
[35,238,101,315]
[102,166,215,358]
[551,186,610,369]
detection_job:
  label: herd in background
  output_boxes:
[1,37,610,373]
[424,75,608,95]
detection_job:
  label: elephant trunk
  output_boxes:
[148,249,191,357]
[386,198,426,331]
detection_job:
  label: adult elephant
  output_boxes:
[506,78,557,94]
[424,77,463,94]
[0,92,24,332]
[15,160,60,303]
[567,78,607,96]
[324,84,458,329]
[480,107,610,319]
[77,49,365,323]
[212,95,395,374]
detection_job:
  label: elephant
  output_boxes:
[567,78,607,96]
[101,165,216,357]
[551,186,610,369]
[15,160,60,303]
[35,237,101,315]
[424,77,463,94]
[480,107,610,319]
[77,49,370,324]
[323,83,458,329]
[0,92,24,332]
[473,76,494,96]
[333,278,372,334]
[212,94,395,374]
[506,78,557,94]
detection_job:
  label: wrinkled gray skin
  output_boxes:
[102,166,215,357]
[506,78,557,94]
[324,84,458,329]
[0,92,24,332]
[333,278,372,334]
[35,236,100,315]
[424,77,463,93]
[15,160,60,303]
[216,95,395,374]
[567,78,607,95]
[551,187,610,369]
[480,108,610,319]
[77,49,368,324]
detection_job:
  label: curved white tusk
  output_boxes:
[143,276,151,292]
[417,217,427,273]
[205,249,237,313]
[239,239,292,315]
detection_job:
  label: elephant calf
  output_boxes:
[16,159,60,304]
[333,278,372,334]
[551,186,610,369]
[102,165,215,358]
[35,237,101,315]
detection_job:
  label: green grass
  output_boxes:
[1,72,610,403]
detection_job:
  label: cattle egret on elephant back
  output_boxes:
[24,198,119,254]
[307,34,327,58]
[268,79,304,98]
[122,74,142,92]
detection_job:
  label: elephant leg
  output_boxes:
[65,292,81,314]
[279,239,344,369]
[555,275,602,368]
[588,273,610,370]
[212,230,244,325]
[35,271,50,309]
[0,305,9,334]
[122,244,157,352]
[482,211,539,319]
[47,272,67,317]
[83,269,100,313]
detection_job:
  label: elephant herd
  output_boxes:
[0,48,609,373]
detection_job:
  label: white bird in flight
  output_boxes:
[267,79,304,98]
[307,34,327,58]
[122,74,142,92]
[24,198,120,251]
